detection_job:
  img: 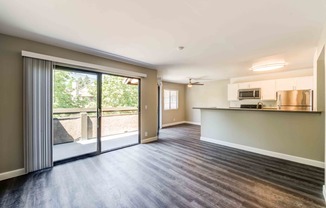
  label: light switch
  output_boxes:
[145,105,148,110]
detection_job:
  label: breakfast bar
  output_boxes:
[194,107,324,167]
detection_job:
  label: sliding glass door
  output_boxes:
[53,68,99,162]
[52,68,140,162]
[100,74,139,152]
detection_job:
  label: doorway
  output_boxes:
[52,67,140,162]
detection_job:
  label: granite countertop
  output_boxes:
[192,107,322,114]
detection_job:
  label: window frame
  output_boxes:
[163,89,179,110]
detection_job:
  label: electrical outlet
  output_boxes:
[145,131,148,137]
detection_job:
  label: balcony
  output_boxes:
[53,107,139,161]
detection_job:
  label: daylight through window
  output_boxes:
[164,90,178,110]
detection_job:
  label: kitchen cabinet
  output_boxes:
[238,82,250,89]
[276,76,313,91]
[276,78,296,91]
[227,84,239,101]
[236,80,274,100]
[227,76,313,102]
[249,81,261,89]
[238,81,261,89]
[260,80,276,100]
[295,76,313,90]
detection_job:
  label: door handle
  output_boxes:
[97,108,102,119]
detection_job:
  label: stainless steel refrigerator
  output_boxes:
[277,90,313,111]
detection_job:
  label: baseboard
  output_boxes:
[141,136,158,144]
[0,168,26,181]
[162,121,201,128]
[162,121,186,128]
[201,137,324,168]
[185,121,201,125]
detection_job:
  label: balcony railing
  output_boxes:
[53,107,138,145]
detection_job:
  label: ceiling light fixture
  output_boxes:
[187,84,192,88]
[251,62,286,72]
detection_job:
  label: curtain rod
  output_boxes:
[21,50,147,78]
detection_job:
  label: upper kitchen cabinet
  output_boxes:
[238,81,261,89]
[227,84,239,101]
[276,76,313,91]
[295,76,313,90]
[260,80,276,100]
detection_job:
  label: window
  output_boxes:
[164,90,178,110]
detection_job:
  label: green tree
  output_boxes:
[53,70,97,109]
[102,75,138,108]
[53,70,138,109]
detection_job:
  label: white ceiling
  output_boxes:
[0,0,326,83]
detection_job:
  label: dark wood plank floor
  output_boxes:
[0,124,325,208]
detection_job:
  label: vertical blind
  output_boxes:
[23,57,53,172]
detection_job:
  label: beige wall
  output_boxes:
[185,79,229,124]
[0,33,157,174]
[314,20,326,185]
[161,82,186,125]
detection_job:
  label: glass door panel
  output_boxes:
[53,68,98,162]
[101,74,139,151]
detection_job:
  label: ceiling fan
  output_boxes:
[187,78,204,87]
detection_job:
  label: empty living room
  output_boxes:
[1,0,326,207]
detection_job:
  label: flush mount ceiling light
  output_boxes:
[251,62,286,72]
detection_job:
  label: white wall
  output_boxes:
[185,79,229,124]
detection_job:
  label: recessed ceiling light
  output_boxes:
[178,46,185,51]
[251,62,286,72]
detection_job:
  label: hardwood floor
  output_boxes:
[0,124,325,208]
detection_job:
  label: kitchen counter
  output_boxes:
[193,107,322,114]
[195,107,324,166]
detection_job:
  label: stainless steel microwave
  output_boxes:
[238,88,261,100]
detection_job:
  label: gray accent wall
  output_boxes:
[201,109,324,162]
[0,33,157,174]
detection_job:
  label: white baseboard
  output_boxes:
[162,121,201,128]
[0,168,26,181]
[162,121,186,128]
[201,137,324,168]
[185,121,201,125]
[141,136,158,144]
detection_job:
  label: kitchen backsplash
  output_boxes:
[229,100,277,108]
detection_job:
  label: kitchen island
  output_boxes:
[194,107,324,167]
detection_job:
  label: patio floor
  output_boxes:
[53,131,139,161]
